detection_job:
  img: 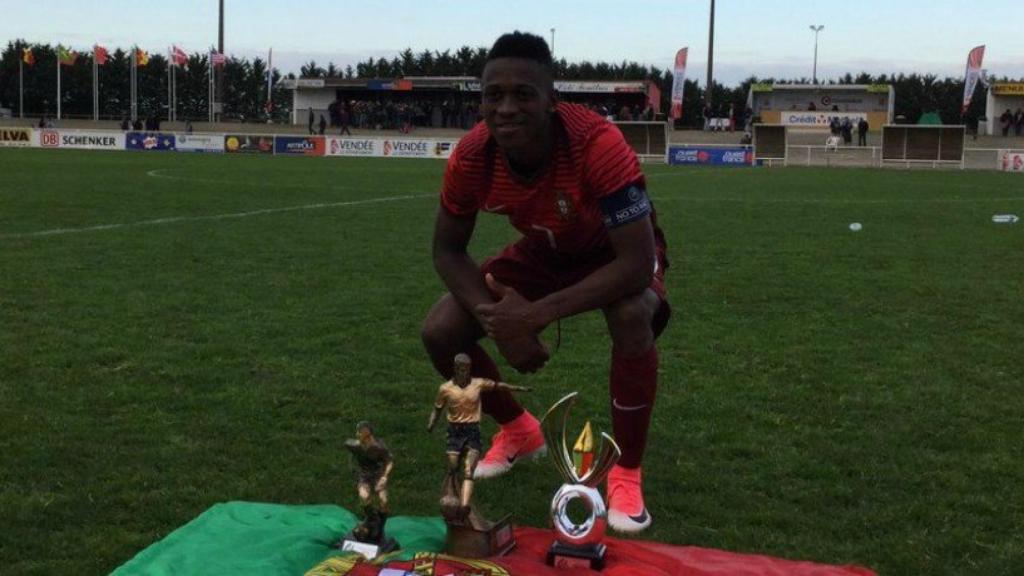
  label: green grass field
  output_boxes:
[1,148,1022,575]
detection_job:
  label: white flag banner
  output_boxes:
[670,48,688,120]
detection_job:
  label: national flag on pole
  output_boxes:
[58,45,78,66]
[172,45,188,67]
[136,48,150,67]
[211,51,226,67]
[22,47,35,66]
[670,47,688,120]
[962,45,985,115]
[94,45,109,65]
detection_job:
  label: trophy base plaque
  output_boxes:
[546,541,607,571]
[336,530,398,560]
[445,512,516,558]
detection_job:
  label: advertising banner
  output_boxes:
[962,45,986,114]
[224,134,274,154]
[382,139,454,159]
[126,132,176,151]
[176,134,224,152]
[1000,150,1024,173]
[274,136,325,156]
[779,111,867,128]
[39,129,125,150]
[0,127,34,147]
[326,137,380,157]
[668,146,753,167]
[670,48,688,120]
[992,83,1024,96]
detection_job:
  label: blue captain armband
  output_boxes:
[599,183,651,228]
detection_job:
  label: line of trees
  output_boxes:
[2,40,1017,126]
[0,41,291,122]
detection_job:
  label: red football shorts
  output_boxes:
[480,235,671,337]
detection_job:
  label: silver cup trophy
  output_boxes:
[541,392,621,571]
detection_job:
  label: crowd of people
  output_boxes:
[999,108,1024,137]
[309,100,484,134]
[701,103,754,132]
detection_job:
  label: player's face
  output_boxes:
[454,360,471,385]
[481,58,554,157]
[357,427,372,444]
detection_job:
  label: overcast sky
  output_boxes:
[3,0,1023,84]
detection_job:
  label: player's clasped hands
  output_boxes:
[477,274,549,373]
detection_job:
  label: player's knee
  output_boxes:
[606,297,655,356]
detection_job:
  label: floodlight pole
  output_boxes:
[216,0,225,121]
[810,25,824,85]
[550,28,555,57]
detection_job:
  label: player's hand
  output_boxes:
[494,334,549,374]
[475,274,544,341]
[375,477,388,492]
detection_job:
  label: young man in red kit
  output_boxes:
[421,31,670,533]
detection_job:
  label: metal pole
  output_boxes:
[57,54,61,121]
[706,0,715,112]
[550,28,555,57]
[810,25,824,85]
[217,0,224,121]
[131,48,136,122]
[19,51,23,118]
[93,51,98,121]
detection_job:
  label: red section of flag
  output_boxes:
[136,49,149,67]
[961,45,986,115]
[172,45,188,66]
[94,45,109,65]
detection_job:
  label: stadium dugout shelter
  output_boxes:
[983,82,1024,136]
[747,83,894,132]
[282,76,662,128]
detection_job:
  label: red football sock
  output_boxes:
[609,345,658,469]
[468,343,524,424]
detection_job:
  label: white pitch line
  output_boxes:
[2,193,436,239]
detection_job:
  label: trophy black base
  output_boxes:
[546,541,607,571]
[335,531,398,560]
[445,513,516,558]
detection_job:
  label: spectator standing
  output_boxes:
[702,104,712,130]
[120,117,130,131]
[318,114,327,135]
[728,103,736,132]
[1000,109,1013,137]
[857,117,869,146]
[339,106,352,136]
[308,108,315,135]
[1015,108,1024,137]
[841,117,853,145]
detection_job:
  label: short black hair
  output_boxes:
[487,31,553,69]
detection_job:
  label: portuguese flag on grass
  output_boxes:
[111,502,876,576]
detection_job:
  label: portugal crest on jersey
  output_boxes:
[554,189,577,222]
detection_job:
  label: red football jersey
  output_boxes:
[441,102,650,256]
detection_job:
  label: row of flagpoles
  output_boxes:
[17,44,243,122]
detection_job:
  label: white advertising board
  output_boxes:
[38,129,125,150]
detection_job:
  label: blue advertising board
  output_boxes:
[667,146,753,167]
[273,136,325,156]
[126,132,176,151]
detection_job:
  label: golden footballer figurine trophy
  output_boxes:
[427,354,528,558]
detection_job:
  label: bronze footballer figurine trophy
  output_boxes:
[336,421,398,558]
[427,353,527,557]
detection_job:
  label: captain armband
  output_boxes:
[599,183,651,228]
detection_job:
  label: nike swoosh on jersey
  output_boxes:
[482,203,507,213]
